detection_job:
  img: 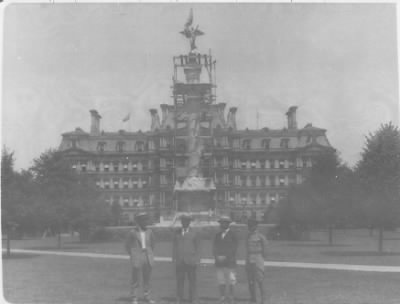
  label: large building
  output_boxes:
[59,14,335,223]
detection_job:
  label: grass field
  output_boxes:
[2,229,400,304]
[3,252,400,304]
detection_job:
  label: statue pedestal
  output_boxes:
[174,176,216,214]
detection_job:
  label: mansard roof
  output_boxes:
[62,128,89,137]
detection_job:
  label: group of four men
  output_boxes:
[125,213,268,304]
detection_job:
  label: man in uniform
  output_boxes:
[172,213,200,304]
[125,213,155,304]
[213,216,238,304]
[245,218,268,304]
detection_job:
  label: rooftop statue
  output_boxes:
[180,9,204,53]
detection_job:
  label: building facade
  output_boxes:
[59,16,335,223]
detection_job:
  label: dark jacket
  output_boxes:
[173,227,200,265]
[125,227,155,267]
[213,229,238,267]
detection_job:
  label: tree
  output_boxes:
[1,146,17,256]
[280,152,349,244]
[30,149,111,246]
[355,122,400,253]
[306,152,343,245]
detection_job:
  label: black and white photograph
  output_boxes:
[1,2,400,304]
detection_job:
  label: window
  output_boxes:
[166,159,173,169]
[94,161,100,172]
[262,139,270,150]
[113,162,119,172]
[135,141,145,152]
[97,142,106,152]
[116,141,125,153]
[215,157,223,167]
[123,162,129,172]
[123,196,130,208]
[250,176,257,187]
[241,176,247,187]
[71,139,78,148]
[279,160,285,169]
[95,180,101,188]
[279,176,285,186]
[113,179,120,189]
[270,176,276,187]
[142,161,148,171]
[132,161,138,171]
[104,163,110,172]
[80,163,87,172]
[280,138,289,149]
[141,177,148,188]
[104,180,110,189]
[123,178,129,189]
[241,160,247,169]
[242,139,251,150]
[250,193,257,205]
[259,176,266,187]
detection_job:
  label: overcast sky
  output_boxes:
[2,3,399,170]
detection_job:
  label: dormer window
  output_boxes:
[116,141,125,153]
[71,139,78,148]
[242,139,251,150]
[135,141,144,152]
[97,142,106,152]
[262,139,270,150]
[280,138,289,149]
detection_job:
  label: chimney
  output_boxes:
[227,107,238,130]
[90,110,102,135]
[149,109,161,131]
[286,106,298,130]
[160,104,169,126]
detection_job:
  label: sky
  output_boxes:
[2,3,399,170]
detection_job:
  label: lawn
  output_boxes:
[6,229,400,266]
[3,252,400,304]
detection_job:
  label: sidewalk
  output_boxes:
[6,248,400,273]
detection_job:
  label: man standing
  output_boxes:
[125,213,155,304]
[213,216,238,304]
[246,218,268,304]
[172,213,200,304]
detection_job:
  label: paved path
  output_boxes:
[5,248,400,273]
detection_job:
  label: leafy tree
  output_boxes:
[280,152,349,244]
[1,146,17,256]
[355,122,400,253]
[30,149,111,246]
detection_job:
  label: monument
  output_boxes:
[173,10,217,214]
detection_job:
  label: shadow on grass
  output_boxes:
[322,251,400,257]
[287,243,351,248]
[2,253,40,259]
